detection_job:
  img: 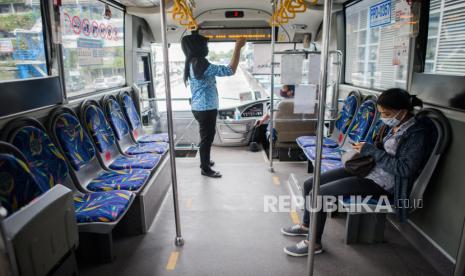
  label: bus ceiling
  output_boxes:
[124,0,347,44]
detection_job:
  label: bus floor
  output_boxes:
[80,146,440,276]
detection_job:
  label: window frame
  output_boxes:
[0,0,51,84]
[62,0,127,100]
[342,0,412,92]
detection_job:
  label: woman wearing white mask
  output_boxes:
[281,88,434,257]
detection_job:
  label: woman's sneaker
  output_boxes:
[284,240,323,257]
[281,224,308,236]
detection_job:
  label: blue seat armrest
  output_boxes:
[1,185,78,276]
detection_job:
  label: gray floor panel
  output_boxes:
[80,146,440,276]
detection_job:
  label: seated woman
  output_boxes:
[281,88,434,256]
[250,85,295,149]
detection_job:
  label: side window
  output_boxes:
[61,0,125,97]
[345,0,412,90]
[0,2,47,81]
[424,0,465,76]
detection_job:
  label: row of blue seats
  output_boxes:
[296,91,386,172]
[296,91,452,244]
[0,90,171,274]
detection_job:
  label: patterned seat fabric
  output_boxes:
[53,112,150,190]
[335,94,358,134]
[120,94,170,143]
[54,113,96,171]
[305,146,342,160]
[137,133,170,143]
[296,136,339,148]
[347,100,377,142]
[125,142,168,155]
[121,93,143,131]
[110,153,160,170]
[87,169,149,192]
[106,98,131,140]
[84,105,159,170]
[365,119,387,144]
[12,126,69,192]
[0,154,43,215]
[74,190,134,223]
[321,159,343,173]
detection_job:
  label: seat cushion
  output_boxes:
[109,153,160,170]
[125,142,169,155]
[12,126,69,192]
[74,190,134,223]
[321,159,343,173]
[0,154,43,215]
[296,136,338,148]
[305,146,342,160]
[137,133,170,143]
[87,169,149,192]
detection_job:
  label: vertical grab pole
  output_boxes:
[268,0,276,173]
[306,0,332,274]
[160,0,184,246]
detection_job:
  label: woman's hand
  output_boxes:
[235,38,246,49]
[352,142,365,153]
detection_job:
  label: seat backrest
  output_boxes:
[409,108,451,209]
[48,107,104,191]
[0,145,42,216]
[346,99,377,143]
[103,95,131,140]
[334,91,361,144]
[81,100,122,170]
[4,118,76,193]
[119,91,143,140]
[364,117,388,144]
[274,100,317,143]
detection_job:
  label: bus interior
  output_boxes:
[0,0,464,275]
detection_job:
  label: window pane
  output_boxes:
[61,0,125,96]
[345,0,410,90]
[425,1,465,76]
[0,2,47,81]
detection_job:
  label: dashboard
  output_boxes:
[218,100,267,119]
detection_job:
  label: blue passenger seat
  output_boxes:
[3,118,135,225]
[47,107,150,193]
[81,100,161,171]
[102,95,168,155]
[0,141,79,275]
[296,90,362,150]
[119,91,171,143]
[302,98,379,172]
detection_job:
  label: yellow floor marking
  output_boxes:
[166,251,180,271]
[186,198,193,209]
[290,209,300,225]
[272,176,280,186]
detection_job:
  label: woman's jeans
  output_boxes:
[302,168,389,244]
[192,109,217,171]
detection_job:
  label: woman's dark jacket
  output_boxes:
[360,116,437,221]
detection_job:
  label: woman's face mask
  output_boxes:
[379,109,406,127]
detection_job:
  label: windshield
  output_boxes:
[152,42,258,112]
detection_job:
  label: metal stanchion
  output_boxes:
[268,0,277,173]
[160,0,184,247]
[306,0,332,274]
